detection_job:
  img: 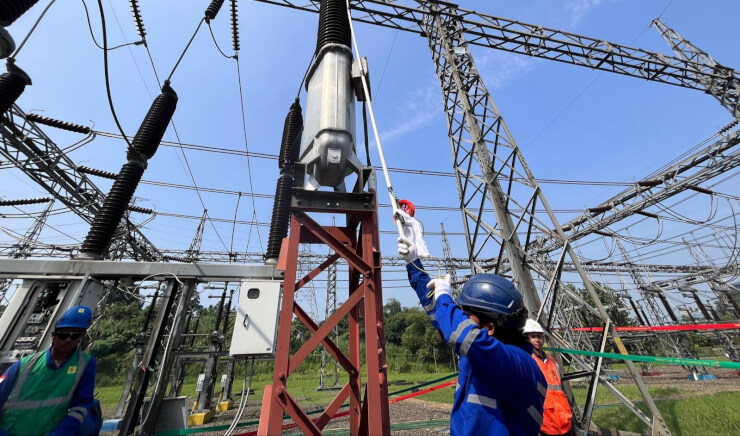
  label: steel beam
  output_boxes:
[254,0,740,114]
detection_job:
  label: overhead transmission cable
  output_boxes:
[94,0,132,148]
[119,1,232,253]
[80,0,142,51]
[9,0,57,60]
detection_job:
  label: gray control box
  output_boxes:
[229,280,281,357]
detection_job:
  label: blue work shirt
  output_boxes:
[407,259,546,436]
[0,348,97,436]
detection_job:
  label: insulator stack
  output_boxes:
[80,83,177,259]
[265,173,294,263]
[205,0,226,21]
[315,0,351,52]
[78,166,117,179]
[278,98,303,169]
[129,0,146,40]
[128,205,154,214]
[25,113,91,134]
[230,0,240,52]
[0,197,50,206]
[0,62,31,113]
[266,100,304,263]
[0,0,39,27]
[719,119,738,134]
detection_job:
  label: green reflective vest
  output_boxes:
[0,349,90,436]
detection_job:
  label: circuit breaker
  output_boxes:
[229,280,281,357]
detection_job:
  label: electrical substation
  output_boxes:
[0,1,739,435]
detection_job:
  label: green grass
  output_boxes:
[96,372,740,436]
[590,391,740,435]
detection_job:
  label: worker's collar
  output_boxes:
[533,349,547,361]
[45,347,79,369]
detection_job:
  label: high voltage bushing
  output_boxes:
[0,197,50,206]
[25,113,91,134]
[205,0,226,21]
[0,61,30,113]
[0,0,39,27]
[80,82,178,259]
[265,99,303,264]
[316,0,351,52]
[78,166,117,180]
[278,98,303,169]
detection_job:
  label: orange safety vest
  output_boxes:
[532,353,572,435]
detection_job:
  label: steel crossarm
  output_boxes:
[530,130,740,255]
[0,105,162,261]
[252,0,740,109]
[653,18,740,118]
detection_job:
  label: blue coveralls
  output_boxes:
[407,259,547,436]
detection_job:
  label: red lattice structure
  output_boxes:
[258,188,390,435]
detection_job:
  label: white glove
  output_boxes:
[397,210,430,257]
[426,274,452,301]
[397,237,418,263]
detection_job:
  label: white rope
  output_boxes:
[344,0,405,238]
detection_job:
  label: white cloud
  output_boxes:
[380,82,442,143]
[474,51,535,89]
[563,0,604,27]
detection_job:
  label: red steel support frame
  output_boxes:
[258,193,390,435]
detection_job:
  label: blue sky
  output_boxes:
[2,0,738,315]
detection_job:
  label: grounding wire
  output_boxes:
[95,0,132,148]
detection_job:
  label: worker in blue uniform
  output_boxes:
[399,236,546,436]
[0,305,101,436]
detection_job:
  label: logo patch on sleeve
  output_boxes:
[67,366,77,374]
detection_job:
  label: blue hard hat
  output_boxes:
[457,274,524,319]
[56,305,93,330]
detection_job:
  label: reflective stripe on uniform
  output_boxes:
[455,382,460,391]
[548,384,563,391]
[459,327,480,357]
[447,319,477,348]
[5,352,44,405]
[467,394,497,410]
[67,406,88,423]
[4,350,86,409]
[527,404,543,425]
[423,302,435,312]
[537,382,547,397]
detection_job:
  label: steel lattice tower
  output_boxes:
[0,200,54,313]
[422,4,669,432]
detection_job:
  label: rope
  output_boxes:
[343,0,404,237]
